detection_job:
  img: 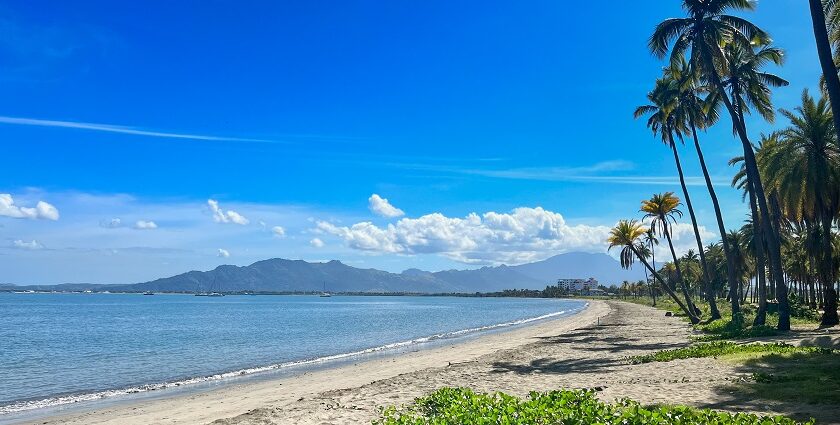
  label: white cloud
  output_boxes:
[207,199,249,225]
[0,194,59,220]
[13,239,44,250]
[134,220,158,230]
[310,238,325,248]
[368,194,405,218]
[316,206,612,265]
[272,226,286,238]
[101,218,122,228]
[217,248,230,258]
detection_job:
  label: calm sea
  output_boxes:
[0,293,585,415]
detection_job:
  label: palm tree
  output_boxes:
[666,57,732,320]
[634,65,720,319]
[607,219,697,321]
[649,0,791,329]
[640,192,699,320]
[724,230,749,300]
[720,42,792,329]
[774,90,840,326]
[740,219,768,326]
[808,0,840,146]
[635,78,712,318]
[731,136,788,329]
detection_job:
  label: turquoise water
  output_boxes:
[0,293,585,414]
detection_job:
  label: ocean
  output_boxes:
[0,293,586,415]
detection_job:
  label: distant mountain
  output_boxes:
[3,252,646,293]
[511,252,646,284]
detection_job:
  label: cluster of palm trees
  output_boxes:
[609,0,840,329]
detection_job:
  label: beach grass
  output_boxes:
[374,387,812,424]
[630,341,840,405]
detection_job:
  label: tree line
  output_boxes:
[609,0,840,329]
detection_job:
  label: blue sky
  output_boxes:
[0,1,821,284]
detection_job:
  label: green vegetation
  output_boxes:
[630,342,840,406]
[732,350,840,405]
[630,341,835,364]
[374,388,811,424]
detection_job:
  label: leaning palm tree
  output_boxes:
[607,219,696,321]
[664,57,727,319]
[649,0,791,330]
[635,78,714,317]
[640,192,698,320]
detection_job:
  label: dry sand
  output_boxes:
[22,300,840,424]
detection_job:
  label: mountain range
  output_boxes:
[1,252,645,293]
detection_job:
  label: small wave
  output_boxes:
[0,305,583,415]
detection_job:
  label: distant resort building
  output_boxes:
[556,278,599,293]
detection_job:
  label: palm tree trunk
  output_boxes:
[808,0,840,142]
[630,245,698,323]
[747,186,768,326]
[820,215,839,326]
[663,224,698,317]
[700,46,790,330]
[687,123,726,319]
[668,134,712,317]
[649,240,658,306]
[643,266,656,306]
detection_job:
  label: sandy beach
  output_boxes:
[20,300,840,424]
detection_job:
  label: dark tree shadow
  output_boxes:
[490,357,619,375]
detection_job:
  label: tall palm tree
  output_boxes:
[665,57,728,319]
[640,192,699,320]
[808,0,840,145]
[774,90,840,326]
[649,0,791,329]
[635,78,712,317]
[719,40,791,329]
[608,219,697,321]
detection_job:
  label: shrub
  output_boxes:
[374,387,812,424]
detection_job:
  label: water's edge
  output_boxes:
[1,300,588,422]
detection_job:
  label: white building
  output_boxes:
[556,277,598,292]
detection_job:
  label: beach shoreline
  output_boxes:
[9,300,604,425]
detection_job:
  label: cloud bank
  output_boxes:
[0,194,59,220]
[317,206,612,265]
